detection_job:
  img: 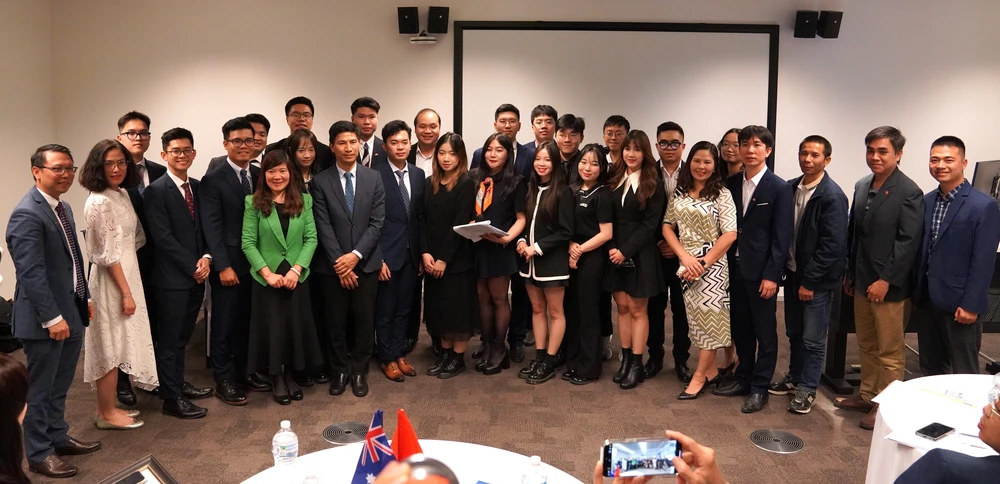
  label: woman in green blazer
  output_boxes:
[242,150,324,405]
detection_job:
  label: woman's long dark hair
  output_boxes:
[676,141,725,201]
[431,132,468,194]
[253,150,304,217]
[607,130,659,209]
[525,141,567,227]
[0,355,30,484]
[572,143,610,190]
[285,128,320,178]
[473,133,518,199]
[79,139,140,192]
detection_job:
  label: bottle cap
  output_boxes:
[530,455,541,466]
[280,420,291,429]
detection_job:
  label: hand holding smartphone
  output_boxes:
[602,438,683,477]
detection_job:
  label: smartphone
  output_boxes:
[915,422,955,441]
[602,438,682,478]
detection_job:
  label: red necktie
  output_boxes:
[182,182,195,218]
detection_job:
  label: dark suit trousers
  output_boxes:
[154,286,204,400]
[310,276,331,369]
[209,272,251,383]
[321,271,378,375]
[917,301,982,376]
[508,275,531,346]
[729,259,779,394]
[375,258,417,362]
[21,332,83,464]
[566,250,606,379]
[646,256,690,364]
[600,289,613,337]
[407,274,424,340]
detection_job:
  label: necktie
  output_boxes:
[345,172,355,214]
[136,164,146,194]
[362,143,371,167]
[476,177,493,215]
[182,182,195,219]
[54,203,86,300]
[396,170,410,207]
[240,168,252,195]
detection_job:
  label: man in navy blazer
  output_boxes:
[373,120,425,382]
[914,136,1000,376]
[714,125,793,414]
[524,104,558,152]
[7,144,100,478]
[352,96,387,168]
[769,136,849,414]
[470,103,535,178]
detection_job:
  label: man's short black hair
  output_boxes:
[603,115,630,132]
[865,126,906,153]
[656,121,684,138]
[931,135,966,156]
[799,135,832,158]
[329,120,362,144]
[222,117,254,140]
[556,114,585,135]
[738,125,774,150]
[530,105,557,122]
[381,120,412,142]
[117,111,151,131]
[285,96,314,116]
[495,104,519,121]
[351,97,381,115]
[244,113,270,133]
[161,128,195,150]
[414,108,441,126]
[31,144,73,169]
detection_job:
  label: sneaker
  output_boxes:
[601,336,613,361]
[788,389,816,414]
[768,374,797,395]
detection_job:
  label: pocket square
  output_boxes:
[756,202,770,206]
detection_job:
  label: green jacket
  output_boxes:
[241,194,318,286]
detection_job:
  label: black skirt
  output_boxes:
[474,240,519,278]
[424,269,478,335]
[247,261,325,375]
[602,245,665,299]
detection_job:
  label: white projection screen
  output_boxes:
[455,22,778,163]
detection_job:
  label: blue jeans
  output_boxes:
[784,279,833,392]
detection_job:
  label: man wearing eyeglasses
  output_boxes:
[602,115,630,167]
[260,96,335,172]
[117,111,167,192]
[894,399,1000,483]
[208,113,272,173]
[525,105,558,151]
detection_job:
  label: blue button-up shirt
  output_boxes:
[931,181,966,245]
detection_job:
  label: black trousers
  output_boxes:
[507,275,531,346]
[566,250,607,379]
[21,332,83,464]
[917,301,982,376]
[600,289,613,337]
[407,273,423,340]
[729,260,779,395]
[154,285,204,400]
[646,256,690,364]
[375,258,417,362]
[310,276,331,372]
[321,271,378,376]
[209,272,252,383]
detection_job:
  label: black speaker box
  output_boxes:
[397,7,419,35]
[818,11,843,39]
[427,6,449,34]
[793,10,818,38]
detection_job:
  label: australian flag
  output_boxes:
[351,410,396,484]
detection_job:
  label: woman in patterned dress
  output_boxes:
[661,141,738,400]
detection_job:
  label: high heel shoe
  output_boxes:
[271,375,291,405]
[619,354,644,390]
[95,416,144,430]
[482,353,510,375]
[678,378,709,400]
[285,374,303,401]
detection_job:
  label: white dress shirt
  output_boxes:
[736,166,767,257]
[336,163,364,260]
[414,146,435,173]
[38,189,78,328]
[390,163,412,205]
[166,170,212,262]
[226,157,252,182]
[361,138,375,166]
[660,160,682,200]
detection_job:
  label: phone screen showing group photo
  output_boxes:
[606,440,680,477]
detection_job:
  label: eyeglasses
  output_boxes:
[104,160,128,170]
[121,131,152,140]
[227,138,255,147]
[288,112,313,120]
[167,149,195,157]
[39,165,77,175]
[720,142,739,150]
[658,140,683,150]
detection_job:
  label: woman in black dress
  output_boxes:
[472,133,527,373]
[285,128,321,194]
[604,130,666,390]
[563,144,614,385]
[420,133,478,379]
[515,141,574,383]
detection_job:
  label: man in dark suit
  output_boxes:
[769,135,849,415]
[352,96,386,168]
[257,96,335,172]
[405,108,441,356]
[554,114,586,185]
[116,111,168,192]
[524,104,558,151]
[914,136,1000,376]
[373,120,425,382]
[207,113,272,173]
[200,117,268,406]
[713,125,793,414]
[470,104,534,178]
[312,121,386,397]
[7,144,100,478]
[143,128,215,419]
[835,126,924,430]
[602,115,629,168]
[895,398,1000,483]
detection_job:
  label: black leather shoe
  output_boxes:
[475,358,488,373]
[570,375,597,385]
[244,373,272,392]
[470,341,487,359]
[215,380,248,406]
[286,377,303,401]
[293,372,315,387]
[28,454,78,478]
[329,373,349,396]
[54,437,101,456]
[509,342,525,363]
[527,358,557,384]
[712,378,751,397]
[561,369,577,382]
[642,358,663,380]
[675,363,694,383]
[614,349,633,383]
[678,378,708,400]
[163,398,208,418]
[351,374,369,397]
[181,381,213,400]
[314,372,331,384]
[483,352,510,375]
[437,353,466,379]
[117,384,137,407]
[518,360,540,380]
[741,393,768,413]
[404,337,418,355]
[620,358,645,390]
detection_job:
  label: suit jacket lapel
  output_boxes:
[164,175,195,223]
[853,175,871,225]
[408,167,421,219]
[265,208,288,249]
[32,187,71,256]
[863,169,900,226]
[935,183,970,241]
[329,169,351,220]
[744,172,769,217]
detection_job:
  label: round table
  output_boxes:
[244,439,584,484]
[866,374,996,483]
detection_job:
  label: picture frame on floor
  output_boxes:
[99,454,178,484]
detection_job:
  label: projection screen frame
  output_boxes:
[453,21,780,168]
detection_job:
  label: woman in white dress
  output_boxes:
[80,140,157,430]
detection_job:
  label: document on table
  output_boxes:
[453,221,508,242]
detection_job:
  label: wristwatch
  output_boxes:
[698,260,706,267]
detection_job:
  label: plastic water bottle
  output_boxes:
[272,420,299,467]
[522,455,548,484]
[988,374,1000,405]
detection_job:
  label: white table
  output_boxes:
[244,439,584,484]
[866,374,996,483]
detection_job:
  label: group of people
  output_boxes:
[6,93,1000,479]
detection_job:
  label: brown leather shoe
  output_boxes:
[397,358,417,377]
[834,394,873,413]
[54,437,101,456]
[28,454,78,478]
[860,404,879,430]
[381,362,404,382]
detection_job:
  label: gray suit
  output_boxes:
[6,187,90,464]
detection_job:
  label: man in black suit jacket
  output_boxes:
[769,136,849,415]
[207,113,270,173]
[524,104,558,151]
[143,128,214,419]
[260,96,335,172]
[554,114,585,185]
[352,96,387,168]
[835,126,924,431]
[373,121,425,382]
[714,126,793,414]
[312,121,386,398]
[470,103,535,178]
[199,117,267,406]
[405,108,441,355]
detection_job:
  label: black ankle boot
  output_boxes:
[427,349,452,376]
[271,375,290,405]
[519,349,546,379]
[614,348,633,383]
[475,341,492,372]
[620,353,645,390]
[437,351,466,379]
[527,354,557,384]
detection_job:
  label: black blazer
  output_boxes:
[199,163,259,275]
[125,159,166,279]
[609,177,666,260]
[470,142,535,178]
[373,159,425,271]
[784,173,849,292]
[311,163,386,275]
[263,136,336,172]
[726,169,794,282]
[517,185,574,280]
[847,168,924,302]
[142,175,206,290]
[419,175,476,274]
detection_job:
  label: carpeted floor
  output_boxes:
[11,304,999,484]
